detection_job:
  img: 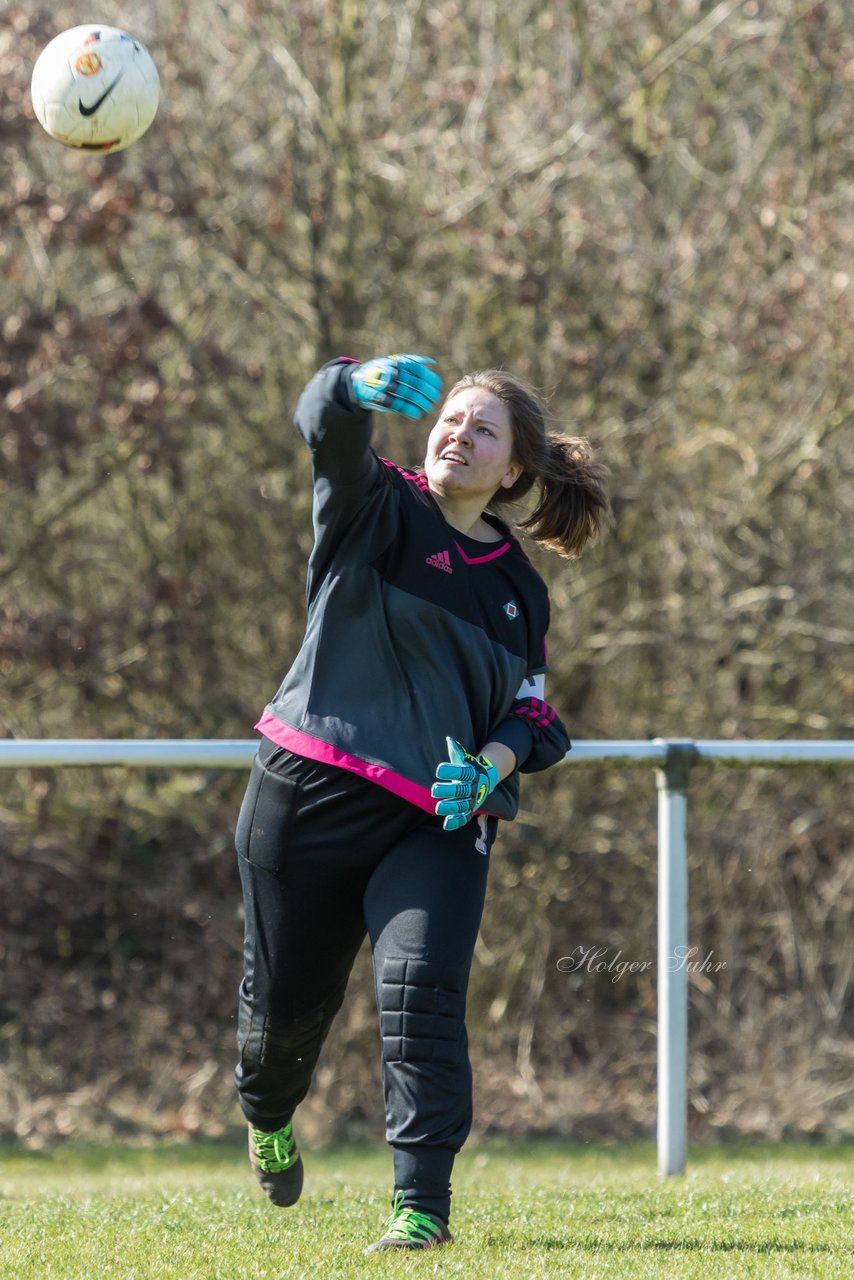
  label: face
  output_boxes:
[423,386,522,504]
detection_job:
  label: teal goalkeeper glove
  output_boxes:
[431,737,500,832]
[351,354,442,420]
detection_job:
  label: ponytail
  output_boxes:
[510,433,610,559]
[446,371,610,559]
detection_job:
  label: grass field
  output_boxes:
[0,1139,851,1279]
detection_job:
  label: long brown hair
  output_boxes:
[447,370,610,558]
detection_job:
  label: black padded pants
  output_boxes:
[233,741,496,1223]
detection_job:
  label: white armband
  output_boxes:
[515,672,545,700]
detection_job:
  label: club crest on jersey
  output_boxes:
[426,549,453,573]
[503,600,519,619]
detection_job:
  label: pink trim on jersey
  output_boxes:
[255,712,436,814]
[454,539,511,564]
[509,697,557,729]
[379,456,431,491]
[378,456,514,562]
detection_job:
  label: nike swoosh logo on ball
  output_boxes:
[79,72,124,117]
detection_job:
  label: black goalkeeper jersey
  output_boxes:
[255,359,571,820]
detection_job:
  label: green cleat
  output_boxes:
[366,1190,453,1253]
[247,1121,304,1207]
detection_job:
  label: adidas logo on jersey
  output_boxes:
[426,550,453,573]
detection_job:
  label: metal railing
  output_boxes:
[2,736,851,1175]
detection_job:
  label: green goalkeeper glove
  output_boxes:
[431,737,500,831]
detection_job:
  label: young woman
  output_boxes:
[233,353,609,1251]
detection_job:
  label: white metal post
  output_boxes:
[655,741,695,1177]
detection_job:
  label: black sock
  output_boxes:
[391,1143,455,1224]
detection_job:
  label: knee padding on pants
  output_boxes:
[379,957,467,1067]
[237,982,347,1073]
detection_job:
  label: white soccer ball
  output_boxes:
[30,25,160,154]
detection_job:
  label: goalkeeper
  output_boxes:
[233,353,609,1252]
